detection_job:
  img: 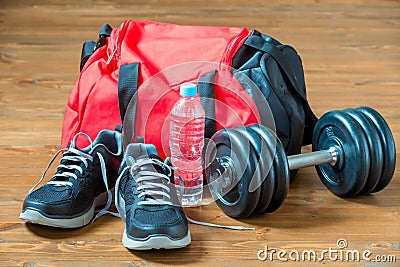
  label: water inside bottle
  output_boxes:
[170,112,204,206]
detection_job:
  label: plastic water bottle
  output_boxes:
[170,83,205,206]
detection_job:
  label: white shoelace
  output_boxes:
[28,133,94,193]
[114,157,176,222]
[114,156,255,231]
[28,132,120,222]
[132,157,174,206]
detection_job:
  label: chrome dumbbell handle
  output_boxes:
[287,147,338,171]
[216,147,339,181]
[216,147,339,185]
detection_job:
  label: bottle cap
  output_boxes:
[180,82,197,97]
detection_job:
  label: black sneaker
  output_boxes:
[20,130,123,228]
[115,143,191,250]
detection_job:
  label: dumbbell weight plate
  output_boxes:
[266,133,290,213]
[249,124,289,213]
[312,110,370,197]
[343,108,383,195]
[256,159,277,214]
[238,126,275,215]
[356,106,396,193]
[205,128,261,218]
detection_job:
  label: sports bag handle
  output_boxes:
[198,70,217,139]
[80,24,113,71]
[118,63,140,149]
[95,24,113,50]
[80,41,96,72]
[118,65,218,149]
[118,63,140,123]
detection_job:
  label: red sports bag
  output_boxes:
[61,20,317,159]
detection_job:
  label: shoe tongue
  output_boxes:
[136,154,165,174]
[124,143,167,176]
[125,143,159,160]
[68,137,92,153]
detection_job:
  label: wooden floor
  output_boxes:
[1,0,399,266]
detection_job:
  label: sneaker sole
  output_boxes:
[122,229,191,250]
[19,189,111,228]
[117,190,191,250]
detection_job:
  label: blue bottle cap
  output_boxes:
[180,82,197,97]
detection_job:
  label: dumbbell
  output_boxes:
[205,106,396,218]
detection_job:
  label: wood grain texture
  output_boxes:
[0,0,399,266]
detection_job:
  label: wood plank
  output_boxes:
[0,0,399,266]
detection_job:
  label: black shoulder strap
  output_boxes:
[198,70,217,139]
